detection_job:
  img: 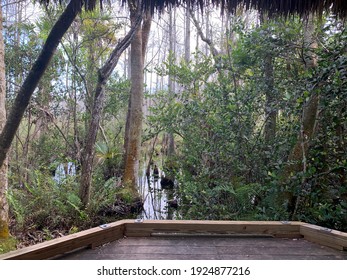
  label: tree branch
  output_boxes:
[189,8,220,59]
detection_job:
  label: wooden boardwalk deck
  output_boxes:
[1,220,347,260]
[56,235,347,260]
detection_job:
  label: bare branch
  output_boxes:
[189,8,220,58]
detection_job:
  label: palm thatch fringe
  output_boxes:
[39,0,347,17]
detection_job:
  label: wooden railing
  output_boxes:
[0,220,346,259]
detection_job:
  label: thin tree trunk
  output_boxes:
[31,71,55,142]
[0,4,9,239]
[167,6,175,157]
[205,8,210,55]
[184,4,191,62]
[0,0,83,168]
[259,16,277,149]
[190,8,220,60]
[263,53,276,145]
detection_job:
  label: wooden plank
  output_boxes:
[217,254,345,260]
[61,252,221,260]
[118,236,308,248]
[58,235,347,260]
[300,223,347,251]
[217,243,338,256]
[0,220,127,260]
[124,220,303,238]
[104,244,218,255]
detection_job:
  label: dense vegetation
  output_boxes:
[1,1,346,252]
[151,16,347,231]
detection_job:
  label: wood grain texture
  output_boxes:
[300,223,347,251]
[124,220,304,238]
[58,236,347,260]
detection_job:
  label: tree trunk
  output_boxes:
[123,9,151,194]
[263,53,276,146]
[0,0,82,168]
[184,4,191,62]
[32,84,52,141]
[141,11,152,60]
[0,5,9,239]
[259,16,277,149]
[123,25,143,193]
[205,8,210,56]
[303,14,318,69]
[167,7,176,157]
[79,11,143,206]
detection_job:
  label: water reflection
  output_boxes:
[137,166,178,220]
[53,162,76,183]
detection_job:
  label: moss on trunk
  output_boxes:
[0,236,17,254]
[0,220,9,239]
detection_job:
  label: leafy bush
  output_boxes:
[179,170,261,220]
[8,170,87,232]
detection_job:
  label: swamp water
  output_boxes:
[53,162,178,220]
[137,166,179,220]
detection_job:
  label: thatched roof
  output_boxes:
[41,0,347,17]
[151,0,347,18]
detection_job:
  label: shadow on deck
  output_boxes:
[1,220,347,260]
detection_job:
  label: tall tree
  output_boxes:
[0,4,9,239]
[79,8,143,206]
[123,4,152,194]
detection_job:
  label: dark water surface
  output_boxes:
[137,166,178,220]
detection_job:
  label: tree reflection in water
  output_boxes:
[137,165,178,220]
